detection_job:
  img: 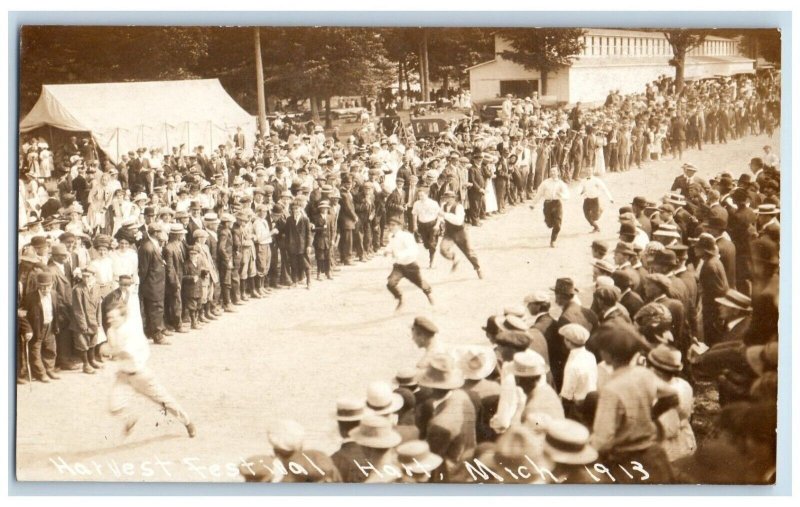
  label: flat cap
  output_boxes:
[413,316,438,334]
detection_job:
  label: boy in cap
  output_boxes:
[163,224,188,333]
[312,200,333,280]
[70,267,105,374]
[331,397,369,483]
[182,243,207,330]
[559,324,597,422]
[385,216,434,311]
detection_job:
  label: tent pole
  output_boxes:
[116,128,120,165]
[165,122,169,153]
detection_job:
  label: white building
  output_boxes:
[468,29,756,106]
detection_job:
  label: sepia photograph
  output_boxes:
[12,19,783,487]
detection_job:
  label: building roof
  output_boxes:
[572,54,754,68]
[584,28,738,42]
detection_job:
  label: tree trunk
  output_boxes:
[324,97,333,129]
[404,58,412,95]
[310,95,320,123]
[419,29,430,102]
[253,28,267,138]
[541,70,548,95]
[674,51,686,94]
[443,72,450,98]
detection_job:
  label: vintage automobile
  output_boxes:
[409,117,449,141]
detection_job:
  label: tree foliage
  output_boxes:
[662,29,711,92]
[497,28,586,93]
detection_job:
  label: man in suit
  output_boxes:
[138,224,169,345]
[163,224,188,333]
[694,233,730,346]
[338,178,358,266]
[703,215,737,290]
[643,274,688,354]
[330,398,368,483]
[285,199,313,289]
[613,270,644,319]
[715,290,752,343]
[234,127,246,151]
[47,243,79,371]
[23,272,61,382]
[548,277,598,391]
[727,188,756,293]
[466,158,486,226]
[418,353,476,483]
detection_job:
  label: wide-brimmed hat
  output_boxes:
[647,344,683,373]
[653,249,679,268]
[336,397,366,422]
[542,419,598,465]
[485,425,540,471]
[366,381,404,415]
[511,350,549,377]
[459,347,497,380]
[614,241,636,257]
[349,415,402,449]
[396,440,443,474]
[591,258,616,275]
[417,353,465,390]
[503,315,528,332]
[715,289,752,312]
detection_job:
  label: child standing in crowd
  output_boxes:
[313,200,333,280]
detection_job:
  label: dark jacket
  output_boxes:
[285,214,313,254]
[163,240,185,289]
[138,239,166,302]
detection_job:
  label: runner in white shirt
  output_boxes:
[531,166,570,248]
[102,302,196,439]
[384,216,434,311]
[411,185,441,268]
[579,171,614,233]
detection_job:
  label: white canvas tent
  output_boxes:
[20,79,258,163]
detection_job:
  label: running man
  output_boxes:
[532,166,571,248]
[438,190,483,279]
[101,301,196,438]
[385,216,434,311]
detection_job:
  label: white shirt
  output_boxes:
[580,177,613,201]
[40,292,53,325]
[534,178,570,203]
[107,316,151,373]
[560,347,598,402]
[442,203,465,226]
[388,230,418,265]
[412,198,440,224]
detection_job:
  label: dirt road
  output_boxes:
[15,131,778,482]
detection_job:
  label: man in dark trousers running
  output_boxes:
[438,190,483,279]
[532,166,571,248]
[385,216,434,311]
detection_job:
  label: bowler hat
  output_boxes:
[36,272,54,286]
[653,249,678,268]
[551,277,578,296]
[693,232,719,256]
[704,215,728,231]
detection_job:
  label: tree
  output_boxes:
[663,29,711,94]
[497,28,586,95]
[261,27,394,125]
[427,28,494,96]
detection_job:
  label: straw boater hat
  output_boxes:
[349,415,402,449]
[395,367,418,388]
[417,353,465,390]
[715,290,752,312]
[335,397,366,422]
[459,347,497,381]
[542,419,598,466]
[664,192,687,207]
[365,381,404,416]
[396,440,443,475]
[756,203,780,215]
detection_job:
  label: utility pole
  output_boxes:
[254,27,268,138]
